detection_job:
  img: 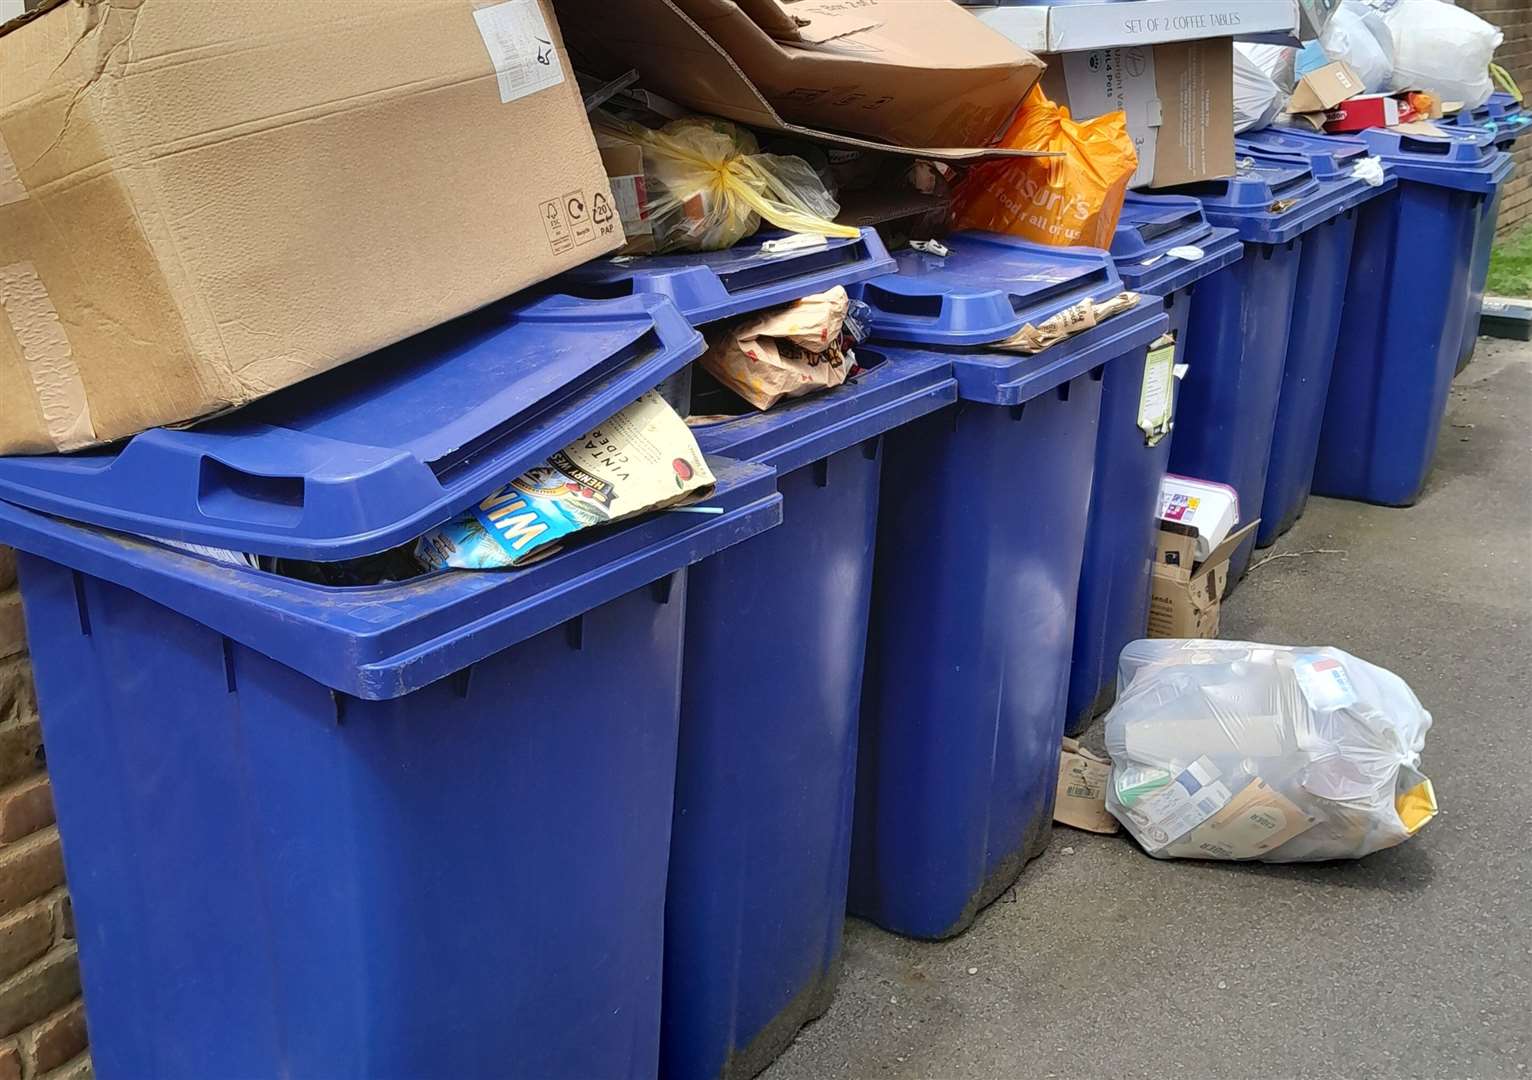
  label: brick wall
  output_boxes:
[1461,0,1532,235]
[0,552,89,1080]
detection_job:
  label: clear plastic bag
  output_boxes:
[1103,640,1437,862]
[595,115,858,253]
[1383,0,1502,109]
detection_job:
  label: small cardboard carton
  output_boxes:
[1287,61,1365,116]
[555,0,1046,157]
[0,0,619,454]
[1148,519,1259,639]
[1051,38,1236,189]
[1323,93,1418,133]
[1055,738,1120,835]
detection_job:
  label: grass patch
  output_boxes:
[1487,224,1532,298]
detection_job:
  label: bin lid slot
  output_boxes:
[851,232,1124,347]
[0,293,706,562]
[554,229,895,325]
[1111,194,1215,262]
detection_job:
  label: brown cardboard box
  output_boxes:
[1054,738,1120,835]
[1148,520,1259,639]
[0,0,619,454]
[555,0,1045,157]
[1288,61,1365,115]
[1052,38,1235,188]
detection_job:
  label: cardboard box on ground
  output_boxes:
[1038,38,1236,188]
[0,0,619,455]
[1148,519,1259,639]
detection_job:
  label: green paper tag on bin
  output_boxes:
[1138,334,1178,446]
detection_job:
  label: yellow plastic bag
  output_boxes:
[597,115,859,252]
[951,86,1137,249]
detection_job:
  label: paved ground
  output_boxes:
[764,339,1532,1080]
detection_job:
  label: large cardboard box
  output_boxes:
[556,0,1045,157]
[1046,38,1235,188]
[0,0,619,453]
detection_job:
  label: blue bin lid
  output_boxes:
[555,229,896,326]
[0,458,782,700]
[864,294,1167,409]
[1234,140,1391,219]
[1109,194,1245,297]
[1357,126,1512,192]
[1163,159,1327,245]
[848,232,1125,347]
[0,293,710,562]
[689,348,956,476]
[1446,108,1523,150]
[1235,130,1371,181]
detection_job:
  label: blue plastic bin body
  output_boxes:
[1162,158,1334,583]
[1450,120,1521,371]
[1233,133,1398,548]
[0,294,785,1080]
[848,234,1168,939]
[1064,195,1242,734]
[1314,130,1513,506]
[662,350,956,1080]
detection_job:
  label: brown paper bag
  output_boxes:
[699,286,855,410]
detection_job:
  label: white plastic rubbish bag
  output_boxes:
[1383,0,1502,109]
[1302,0,1396,94]
[1103,640,1438,862]
[1236,42,1298,94]
[1233,48,1286,133]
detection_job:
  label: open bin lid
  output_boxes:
[0,458,781,700]
[555,229,896,326]
[849,232,1126,348]
[1163,159,1326,245]
[0,293,708,562]
[1109,194,1245,297]
[1357,126,1512,192]
[689,347,956,476]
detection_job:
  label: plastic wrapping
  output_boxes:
[1300,0,1396,94]
[596,115,858,252]
[1383,0,1502,109]
[1104,640,1437,862]
[1233,49,1286,134]
[1236,43,1299,95]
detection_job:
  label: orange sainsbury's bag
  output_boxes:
[951,86,1137,249]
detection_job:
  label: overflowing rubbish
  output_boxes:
[416,391,715,570]
[695,287,868,411]
[1383,0,1502,109]
[951,86,1137,249]
[593,114,856,253]
[1104,640,1437,861]
[1302,0,1395,94]
[1233,47,1287,133]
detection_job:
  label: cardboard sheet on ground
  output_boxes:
[416,392,715,570]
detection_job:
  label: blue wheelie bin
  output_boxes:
[1313,128,1513,506]
[1446,111,1525,371]
[847,234,1169,940]
[1064,195,1242,734]
[0,294,783,1080]
[558,233,950,1080]
[1232,131,1398,548]
[1161,158,1334,584]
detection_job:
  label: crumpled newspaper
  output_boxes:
[993,291,1141,354]
[699,286,860,411]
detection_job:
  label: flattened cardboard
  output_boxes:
[1056,738,1121,835]
[555,0,1046,158]
[0,0,619,453]
[1056,39,1234,189]
[1288,61,1364,115]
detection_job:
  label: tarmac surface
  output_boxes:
[762,338,1532,1080]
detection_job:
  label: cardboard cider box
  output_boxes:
[1148,519,1259,639]
[0,0,620,454]
[1043,38,1236,189]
